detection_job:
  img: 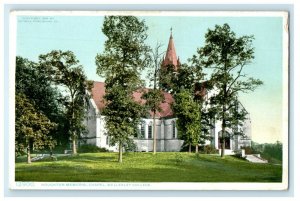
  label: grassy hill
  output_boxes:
[15,152,282,182]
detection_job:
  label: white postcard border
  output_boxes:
[8,10,289,191]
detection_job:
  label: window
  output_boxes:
[140,123,145,139]
[134,129,138,138]
[148,122,153,139]
[218,131,230,149]
[106,136,109,145]
[172,121,176,138]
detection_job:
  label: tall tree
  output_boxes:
[16,56,68,148]
[95,16,150,162]
[172,89,201,153]
[39,50,92,154]
[142,43,164,154]
[194,23,263,157]
[159,64,209,152]
[15,93,57,163]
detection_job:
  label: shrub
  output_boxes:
[175,153,184,164]
[261,142,282,163]
[201,145,218,154]
[240,146,256,155]
[78,144,109,153]
[123,138,137,152]
[233,150,246,160]
[250,141,282,164]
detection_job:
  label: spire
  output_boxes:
[162,28,179,70]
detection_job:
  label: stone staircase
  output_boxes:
[245,154,268,163]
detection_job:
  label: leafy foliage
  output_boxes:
[95,16,150,162]
[201,145,219,154]
[78,144,109,153]
[142,88,164,116]
[192,23,263,157]
[172,89,201,152]
[251,141,282,164]
[159,63,197,94]
[159,62,213,151]
[123,138,137,152]
[16,56,68,148]
[15,93,57,162]
[39,50,93,154]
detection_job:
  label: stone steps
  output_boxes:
[245,154,268,163]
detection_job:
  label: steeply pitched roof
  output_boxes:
[162,33,180,69]
[90,81,174,118]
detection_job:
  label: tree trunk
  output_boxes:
[27,142,31,164]
[221,118,226,158]
[153,114,157,154]
[71,94,77,155]
[195,144,198,153]
[221,139,225,157]
[221,90,226,158]
[189,143,191,153]
[221,118,225,158]
[72,135,77,155]
[118,142,123,163]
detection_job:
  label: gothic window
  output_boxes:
[172,121,176,138]
[148,122,153,139]
[140,122,145,139]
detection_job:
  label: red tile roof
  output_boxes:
[90,81,174,118]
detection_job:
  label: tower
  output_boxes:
[162,29,180,70]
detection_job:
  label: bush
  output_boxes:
[233,150,246,160]
[261,142,282,163]
[250,141,282,164]
[201,145,218,154]
[78,144,109,153]
[240,146,256,155]
[175,153,184,164]
[123,138,137,152]
[195,153,201,159]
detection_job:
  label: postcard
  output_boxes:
[9,11,288,190]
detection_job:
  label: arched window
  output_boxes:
[172,121,176,138]
[218,131,230,149]
[148,122,153,139]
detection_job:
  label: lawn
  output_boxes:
[15,152,282,182]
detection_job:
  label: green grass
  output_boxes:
[15,152,282,182]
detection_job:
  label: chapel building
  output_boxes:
[84,31,252,153]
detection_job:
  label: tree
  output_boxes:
[15,93,56,163]
[95,16,150,162]
[194,23,263,157]
[159,61,211,153]
[16,56,68,149]
[172,89,201,153]
[39,50,92,154]
[158,64,177,94]
[142,43,164,154]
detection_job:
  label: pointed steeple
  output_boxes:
[162,28,180,70]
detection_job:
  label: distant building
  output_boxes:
[84,32,251,153]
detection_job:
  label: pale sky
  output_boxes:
[16,14,285,143]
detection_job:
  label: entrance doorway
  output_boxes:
[218,131,230,149]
